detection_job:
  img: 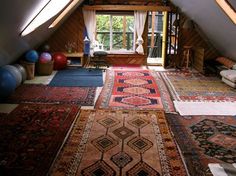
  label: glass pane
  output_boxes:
[96,15,110,32]
[112,33,123,50]
[97,32,110,51]
[126,16,134,32]
[112,16,123,32]
[112,16,123,50]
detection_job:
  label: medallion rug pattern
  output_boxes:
[96,69,174,111]
[0,104,80,176]
[6,84,96,105]
[50,110,186,176]
[166,113,236,176]
[160,71,236,102]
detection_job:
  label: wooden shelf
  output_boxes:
[63,52,84,67]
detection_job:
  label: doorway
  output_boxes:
[147,11,167,66]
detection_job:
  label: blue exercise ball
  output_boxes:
[0,67,16,100]
[3,65,22,87]
[14,64,27,83]
[25,50,39,63]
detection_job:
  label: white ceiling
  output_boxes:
[172,0,236,60]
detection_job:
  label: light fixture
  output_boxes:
[21,0,71,36]
[49,0,82,28]
[215,0,236,24]
[183,19,194,29]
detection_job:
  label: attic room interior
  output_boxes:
[0,0,236,175]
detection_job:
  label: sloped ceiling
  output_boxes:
[171,0,236,61]
[0,0,83,67]
[0,0,235,67]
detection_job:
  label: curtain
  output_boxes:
[82,10,96,46]
[134,11,147,55]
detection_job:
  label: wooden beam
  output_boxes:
[83,5,171,12]
[151,12,155,48]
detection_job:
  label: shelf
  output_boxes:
[63,52,84,67]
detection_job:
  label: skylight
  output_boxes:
[216,0,236,24]
[21,0,71,36]
[49,0,81,28]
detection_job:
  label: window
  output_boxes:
[96,13,134,52]
[216,0,236,24]
[21,0,71,36]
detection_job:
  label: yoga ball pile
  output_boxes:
[52,52,67,70]
[0,64,26,100]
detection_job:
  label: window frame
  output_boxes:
[96,11,135,52]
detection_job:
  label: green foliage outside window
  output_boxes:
[96,14,134,51]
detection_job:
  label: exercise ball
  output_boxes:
[14,64,27,83]
[39,52,52,63]
[25,50,39,63]
[3,65,22,87]
[52,53,67,70]
[0,67,16,100]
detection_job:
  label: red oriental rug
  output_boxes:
[166,113,236,176]
[6,84,96,106]
[50,110,187,176]
[96,69,174,111]
[0,103,80,176]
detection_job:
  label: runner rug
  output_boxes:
[0,103,80,176]
[160,71,236,115]
[96,69,174,111]
[166,113,236,176]
[6,84,96,106]
[50,109,187,176]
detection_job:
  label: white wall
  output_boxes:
[172,0,236,61]
[0,0,83,66]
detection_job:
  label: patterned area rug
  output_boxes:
[6,84,96,106]
[50,110,187,176]
[160,71,236,102]
[96,69,174,111]
[166,113,236,176]
[160,71,236,115]
[0,103,80,176]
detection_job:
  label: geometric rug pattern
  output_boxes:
[96,69,174,111]
[6,84,96,106]
[50,110,187,175]
[0,104,80,176]
[160,71,236,102]
[166,113,236,176]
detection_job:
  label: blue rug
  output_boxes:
[49,68,103,87]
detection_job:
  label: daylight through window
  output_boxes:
[96,13,134,52]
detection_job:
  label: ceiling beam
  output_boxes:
[83,5,171,11]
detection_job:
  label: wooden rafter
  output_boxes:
[83,5,171,11]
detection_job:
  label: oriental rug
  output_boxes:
[49,68,103,87]
[50,110,187,176]
[160,71,236,115]
[0,103,80,176]
[6,84,96,106]
[96,69,174,111]
[166,113,236,176]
